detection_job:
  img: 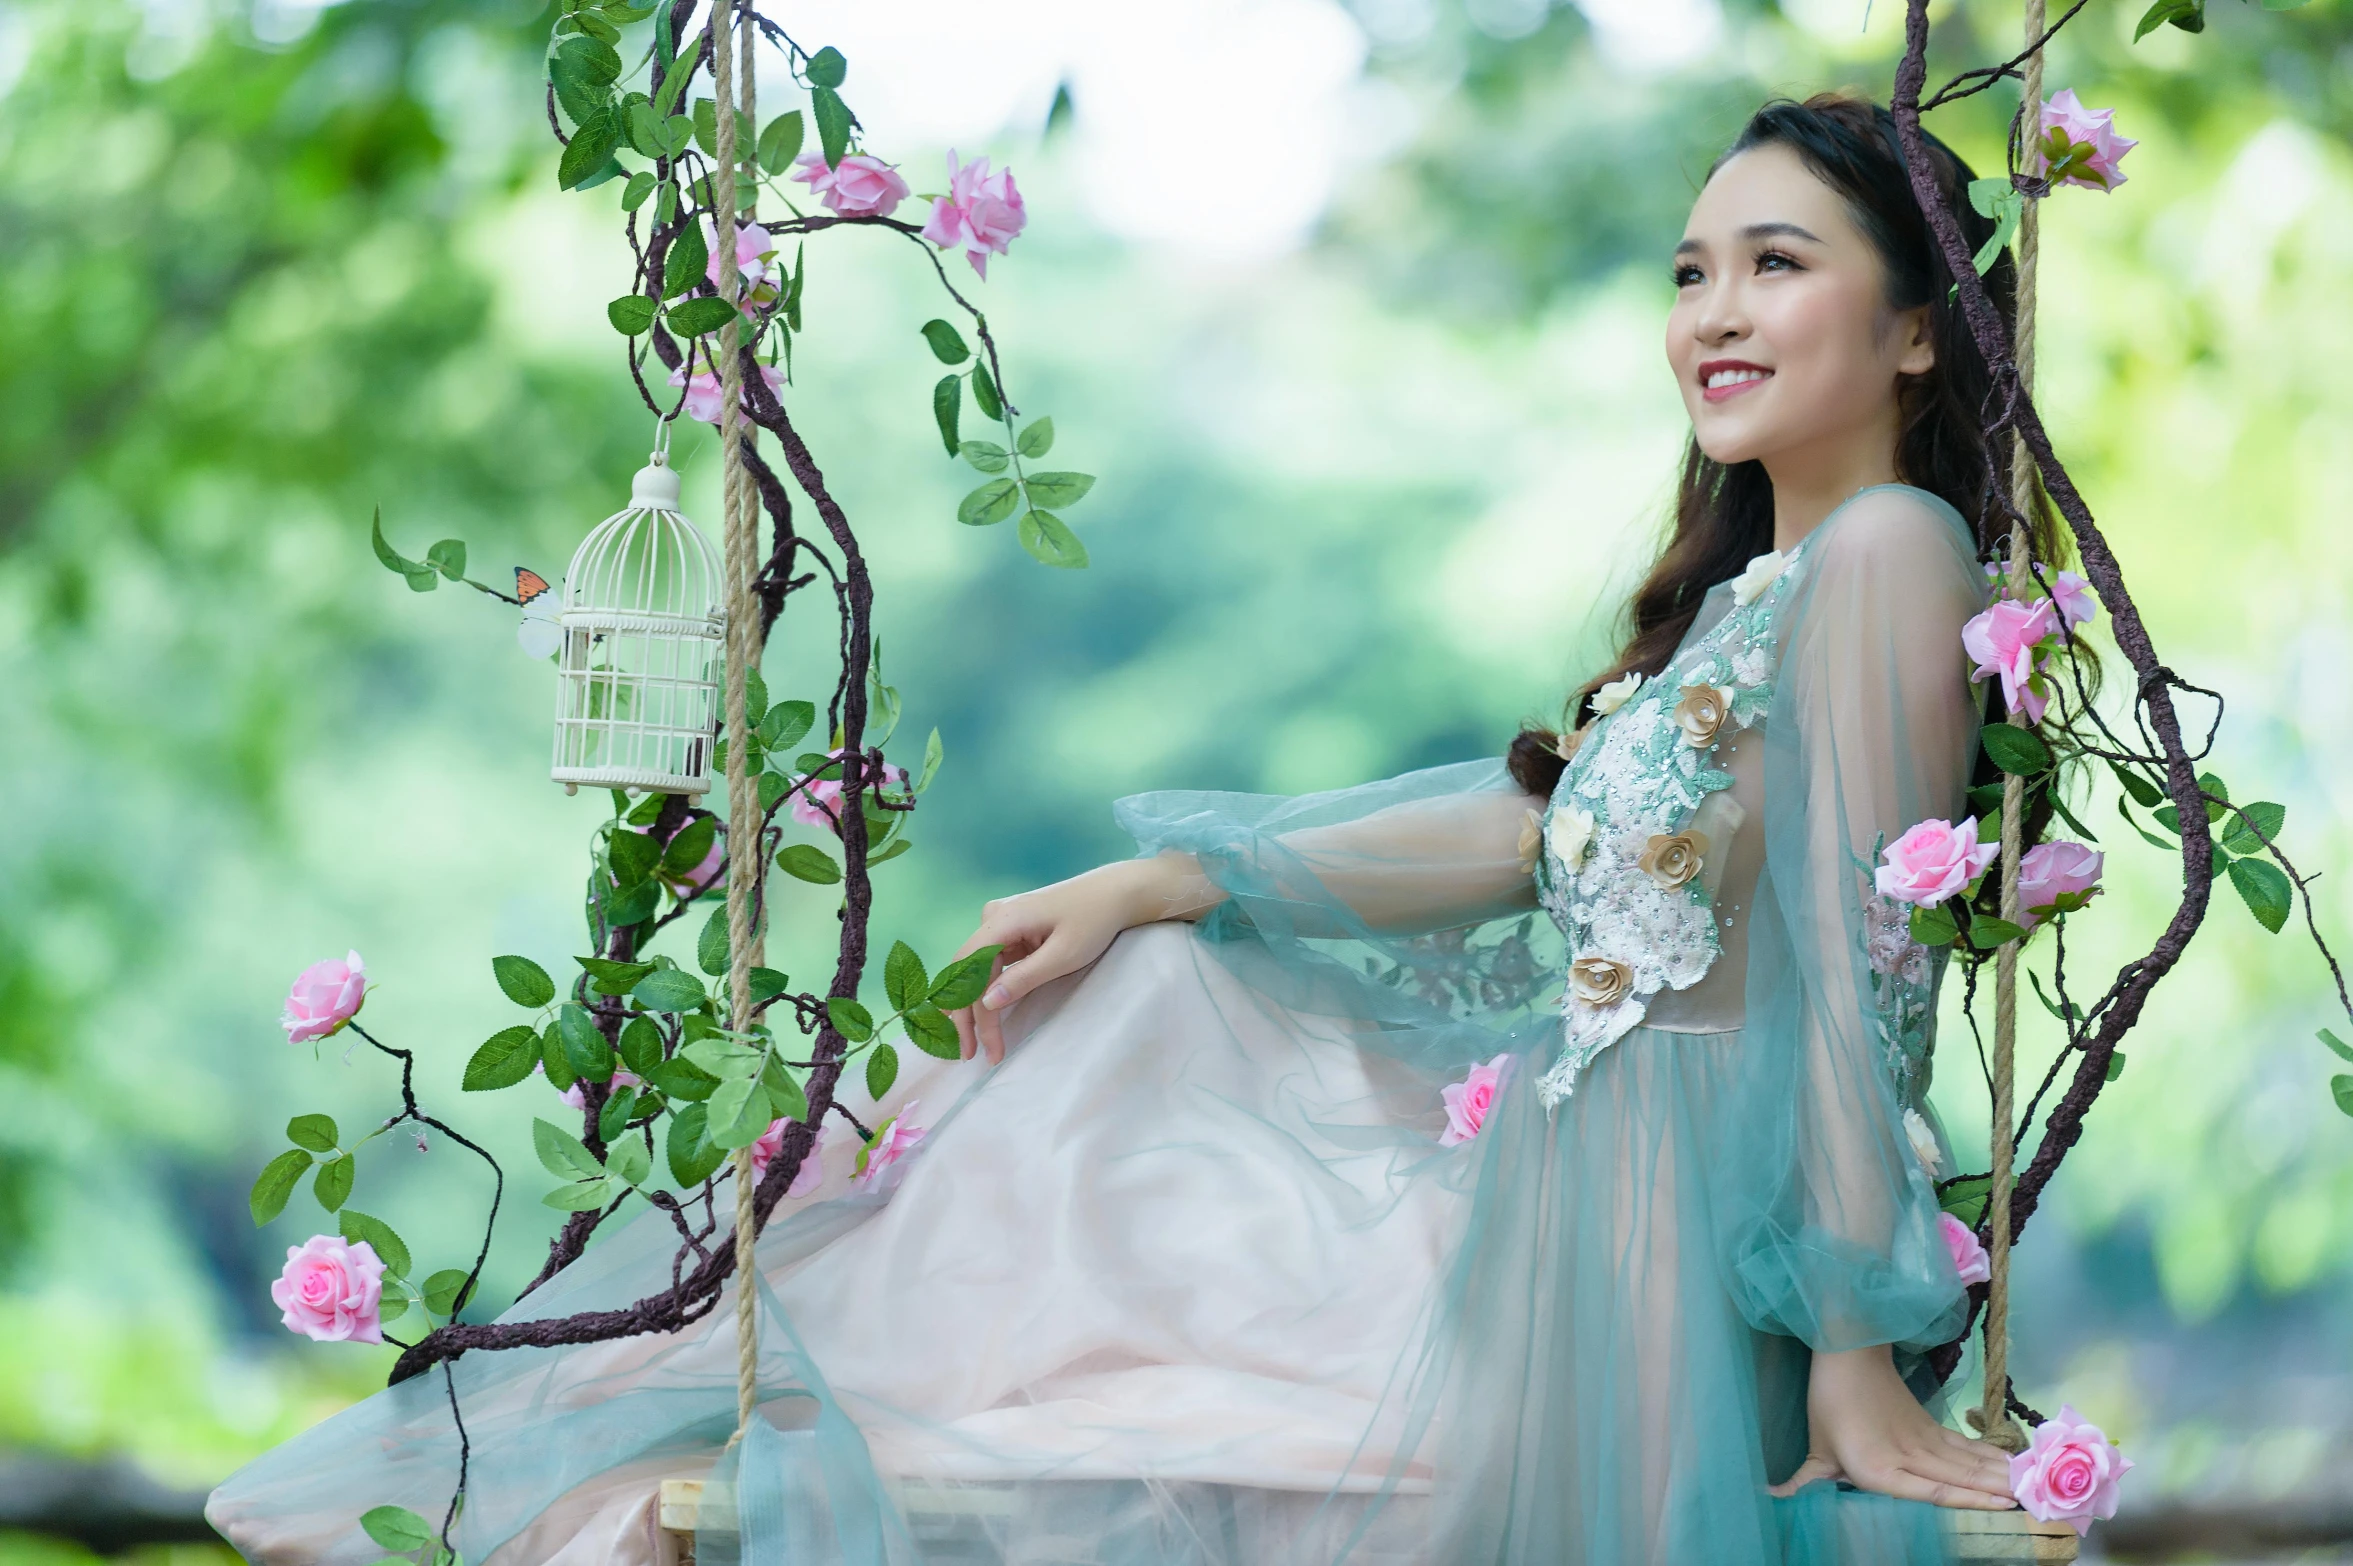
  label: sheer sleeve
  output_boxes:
[1717,489,1984,1355]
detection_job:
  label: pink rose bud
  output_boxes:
[2010,1404,2132,1535]
[704,221,782,305]
[1939,1212,1991,1286]
[1875,818,2000,909]
[790,153,911,219]
[854,1102,926,1190]
[2017,840,2104,930]
[557,1066,641,1113]
[2034,90,2136,193]
[270,1235,387,1344]
[282,952,367,1044]
[749,1116,827,1197]
[1962,595,2060,725]
[2048,570,2098,629]
[789,750,909,835]
[918,151,1027,279]
[668,357,784,425]
[1439,1054,1511,1147]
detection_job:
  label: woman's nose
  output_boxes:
[1692,282,1748,346]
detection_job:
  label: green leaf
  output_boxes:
[337,1209,412,1278]
[869,835,914,867]
[663,222,708,301]
[2135,0,2204,32]
[1907,904,1960,948]
[572,11,622,44]
[957,478,1021,527]
[827,997,875,1043]
[361,1506,437,1554]
[608,827,661,887]
[905,1003,961,1060]
[534,1118,604,1182]
[668,1103,725,1184]
[682,1035,762,1077]
[634,968,708,1012]
[2221,801,2287,857]
[426,539,467,581]
[2334,1075,2353,1118]
[698,906,730,977]
[1967,184,2022,278]
[2028,970,2082,1026]
[608,293,658,335]
[369,506,417,575]
[707,1075,769,1149]
[912,727,944,796]
[2228,855,2293,934]
[607,876,661,928]
[618,1016,665,1077]
[811,85,851,169]
[883,941,928,1013]
[647,1056,720,1103]
[578,957,655,995]
[920,319,971,365]
[2321,1028,2353,1063]
[374,1294,409,1327]
[558,1004,613,1079]
[544,1177,615,1211]
[663,816,719,878]
[541,1024,577,1092]
[1968,917,2028,951]
[285,1114,339,1154]
[2110,762,2164,809]
[757,699,815,753]
[665,295,740,337]
[1018,510,1089,569]
[2104,1052,2127,1082]
[758,109,805,175]
[1015,416,1054,458]
[249,1149,312,1226]
[932,375,963,457]
[493,954,557,1008]
[1938,1175,1990,1228]
[804,45,848,88]
[1980,724,2051,778]
[866,1042,899,1101]
[558,106,625,191]
[762,1056,809,1125]
[605,1133,651,1187]
[959,439,1010,474]
[775,843,843,884]
[421,1268,473,1317]
[313,1154,355,1214]
[928,946,1002,1010]
[1022,471,1095,509]
[2199,771,2231,809]
[750,966,791,1003]
[464,1025,544,1091]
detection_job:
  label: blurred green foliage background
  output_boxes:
[2,0,2351,1556]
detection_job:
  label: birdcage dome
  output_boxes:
[550,449,728,796]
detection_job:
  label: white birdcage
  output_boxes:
[550,432,727,796]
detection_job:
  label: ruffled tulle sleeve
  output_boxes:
[1718,488,1985,1355]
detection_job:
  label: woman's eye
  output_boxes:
[1672,264,1704,287]
[1755,249,1801,274]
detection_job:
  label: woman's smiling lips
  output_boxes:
[1697,359,1773,403]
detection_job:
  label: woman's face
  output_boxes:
[1665,142,1934,472]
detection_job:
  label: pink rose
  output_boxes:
[2049,570,2097,629]
[854,1102,926,1190]
[703,221,781,306]
[789,749,908,834]
[270,1235,386,1344]
[749,1116,827,1197]
[282,952,367,1044]
[1875,818,2000,908]
[2034,90,2136,194]
[1439,1054,1510,1147]
[1962,595,2060,724]
[2017,840,2103,930]
[790,153,910,219]
[668,356,784,425]
[919,151,1026,279]
[2010,1404,2132,1535]
[557,1066,641,1113]
[1939,1212,1991,1286]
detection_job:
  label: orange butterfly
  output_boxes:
[516,567,561,658]
[515,567,554,605]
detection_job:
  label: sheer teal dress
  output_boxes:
[207,484,1989,1565]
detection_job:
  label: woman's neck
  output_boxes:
[1763,436,1902,553]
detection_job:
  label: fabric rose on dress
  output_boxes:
[1569,955,1632,1009]
[2035,90,2136,193]
[669,356,784,426]
[1963,596,2060,725]
[1439,1055,1510,1147]
[1939,1212,1991,1286]
[283,952,367,1044]
[2017,840,2104,929]
[1673,683,1735,748]
[749,1117,827,1197]
[1590,671,1642,718]
[854,1103,927,1189]
[1731,549,1789,606]
[557,1066,641,1113]
[2049,570,2098,629]
[789,749,910,834]
[703,220,781,306]
[1553,727,1587,763]
[919,151,1026,278]
[1875,818,1999,908]
[1637,830,1709,890]
[1903,1108,1943,1177]
[2010,1405,2132,1535]
[1546,804,1596,871]
[270,1235,386,1344]
[790,153,910,218]
[1516,809,1543,876]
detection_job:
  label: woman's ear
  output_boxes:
[1895,306,1937,377]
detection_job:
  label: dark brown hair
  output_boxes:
[1508,94,2064,798]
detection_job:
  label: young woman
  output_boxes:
[210,94,2039,1566]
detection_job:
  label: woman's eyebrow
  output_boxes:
[1674,220,1824,258]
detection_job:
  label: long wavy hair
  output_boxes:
[1507,94,2067,800]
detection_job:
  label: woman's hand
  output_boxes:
[946,852,1221,1064]
[1767,1343,2017,1511]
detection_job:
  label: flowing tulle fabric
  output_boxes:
[208,484,1987,1566]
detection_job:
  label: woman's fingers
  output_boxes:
[952,998,980,1061]
[1929,1428,2016,1493]
[1766,1455,1842,1498]
[971,948,1012,1063]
